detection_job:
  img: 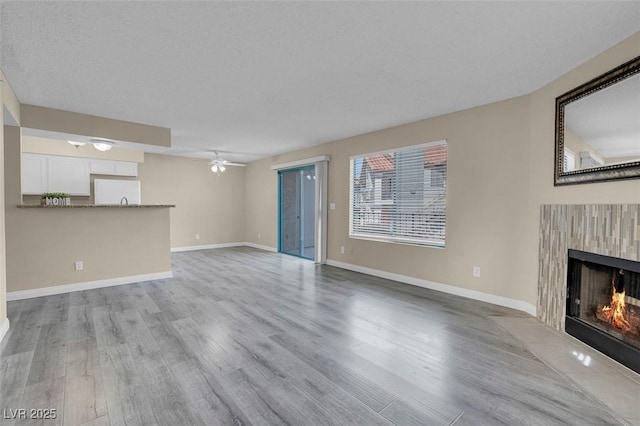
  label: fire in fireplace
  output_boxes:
[566,250,640,374]
[596,269,640,337]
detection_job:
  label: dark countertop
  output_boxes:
[18,204,175,208]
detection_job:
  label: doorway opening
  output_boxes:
[278,166,316,260]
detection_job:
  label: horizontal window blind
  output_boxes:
[564,148,576,172]
[350,140,447,247]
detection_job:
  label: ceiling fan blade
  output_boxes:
[178,146,253,155]
[224,162,246,167]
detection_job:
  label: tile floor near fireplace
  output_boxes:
[492,315,640,425]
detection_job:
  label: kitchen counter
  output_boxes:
[17,204,175,208]
[7,203,173,293]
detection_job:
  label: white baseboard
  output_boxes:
[0,318,10,345]
[326,259,537,317]
[6,271,173,301]
[243,242,278,252]
[172,242,244,252]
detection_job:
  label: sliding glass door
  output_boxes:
[278,166,315,260]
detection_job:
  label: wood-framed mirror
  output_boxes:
[554,55,640,186]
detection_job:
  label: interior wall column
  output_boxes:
[314,160,328,265]
[0,70,9,343]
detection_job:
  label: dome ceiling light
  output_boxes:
[91,138,115,152]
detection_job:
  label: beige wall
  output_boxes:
[4,126,21,207]
[22,135,145,162]
[5,207,171,292]
[245,32,640,310]
[139,153,246,249]
[21,104,171,148]
[522,32,640,309]
[245,95,534,303]
[4,126,171,292]
[0,71,8,328]
[1,69,20,125]
[244,156,279,247]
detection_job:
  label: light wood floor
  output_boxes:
[0,247,625,425]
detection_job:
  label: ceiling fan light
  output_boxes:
[208,152,236,173]
[68,140,86,148]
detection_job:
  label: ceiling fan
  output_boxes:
[209,152,245,174]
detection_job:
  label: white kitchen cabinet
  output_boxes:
[21,154,48,195]
[113,161,138,177]
[21,153,90,196]
[89,159,113,175]
[90,159,138,177]
[48,156,90,195]
[22,154,138,196]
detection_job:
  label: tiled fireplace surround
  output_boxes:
[538,204,640,330]
[527,204,640,423]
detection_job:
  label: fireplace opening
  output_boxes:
[566,249,640,374]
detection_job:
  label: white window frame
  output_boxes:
[349,140,447,248]
[564,147,576,172]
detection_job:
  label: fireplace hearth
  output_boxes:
[566,249,640,374]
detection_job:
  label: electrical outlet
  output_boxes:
[340,246,345,254]
[75,261,83,271]
[473,266,481,277]
[195,233,200,240]
[258,232,261,239]
[330,203,336,210]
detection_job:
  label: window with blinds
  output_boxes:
[349,140,447,247]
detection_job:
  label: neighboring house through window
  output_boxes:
[350,140,447,247]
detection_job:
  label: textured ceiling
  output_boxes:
[2,1,639,162]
